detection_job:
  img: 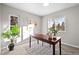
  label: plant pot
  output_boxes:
[48,33,52,41]
[8,43,14,51]
[53,36,56,40]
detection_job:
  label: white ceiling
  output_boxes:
[4,3,78,16]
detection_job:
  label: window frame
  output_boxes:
[47,16,66,33]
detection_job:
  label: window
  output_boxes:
[48,16,65,32]
[23,24,34,40]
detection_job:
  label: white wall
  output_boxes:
[1,4,42,33]
[1,4,42,48]
[0,4,2,39]
[0,4,2,53]
[42,5,79,48]
[0,4,3,54]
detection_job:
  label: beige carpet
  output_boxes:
[1,38,79,55]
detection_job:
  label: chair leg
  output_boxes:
[42,41,43,46]
[37,40,39,44]
[49,44,51,48]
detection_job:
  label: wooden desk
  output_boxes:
[29,34,61,55]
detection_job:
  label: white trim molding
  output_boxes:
[62,42,79,49]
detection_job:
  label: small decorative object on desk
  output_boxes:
[48,27,58,36]
[49,36,52,41]
[47,32,52,41]
[53,36,56,40]
[48,24,58,40]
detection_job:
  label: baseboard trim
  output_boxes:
[62,42,79,49]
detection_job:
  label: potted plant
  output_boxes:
[2,25,20,51]
[48,27,58,40]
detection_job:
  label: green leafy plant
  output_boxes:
[2,25,20,51]
[48,27,58,36]
[2,25,20,41]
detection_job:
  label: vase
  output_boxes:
[53,36,56,40]
[48,33,52,41]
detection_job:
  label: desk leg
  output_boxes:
[37,40,39,44]
[49,44,51,48]
[59,39,61,55]
[29,35,31,48]
[42,41,43,46]
[53,44,55,55]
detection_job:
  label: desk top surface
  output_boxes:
[32,33,61,42]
